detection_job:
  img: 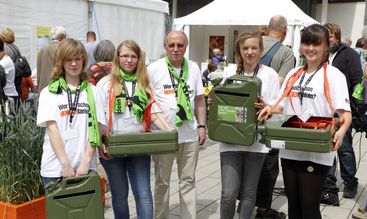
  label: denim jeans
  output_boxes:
[220,151,266,219]
[100,155,153,219]
[42,176,62,188]
[326,126,358,189]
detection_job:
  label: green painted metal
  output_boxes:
[108,130,178,156]
[259,114,335,153]
[208,75,262,146]
[45,171,104,219]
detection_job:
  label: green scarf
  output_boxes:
[165,56,193,126]
[113,69,148,121]
[48,77,100,147]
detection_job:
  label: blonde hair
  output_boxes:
[234,31,264,74]
[51,38,88,80]
[110,40,151,98]
[1,28,15,44]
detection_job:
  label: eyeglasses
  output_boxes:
[119,54,138,61]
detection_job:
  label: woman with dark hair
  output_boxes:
[219,31,279,219]
[259,24,352,219]
[95,40,174,219]
[37,38,100,186]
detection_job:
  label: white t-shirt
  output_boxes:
[37,84,98,177]
[147,58,204,143]
[219,64,279,153]
[0,56,18,96]
[279,65,351,166]
[95,79,143,134]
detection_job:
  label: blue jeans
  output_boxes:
[326,126,358,189]
[220,151,266,219]
[42,176,62,188]
[100,155,153,219]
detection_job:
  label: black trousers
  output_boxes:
[255,149,280,208]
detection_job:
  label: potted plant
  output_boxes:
[0,102,46,219]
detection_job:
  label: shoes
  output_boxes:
[343,184,358,198]
[320,191,340,206]
[352,208,367,219]
[255,208,286,219]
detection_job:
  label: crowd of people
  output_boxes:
[1,13,367,219]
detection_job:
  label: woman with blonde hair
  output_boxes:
[37,38,100,186]
[96,40,174,219]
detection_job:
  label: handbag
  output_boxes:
[352,75,366,101]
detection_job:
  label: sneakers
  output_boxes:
[343,184,358,198]
[352,208,367,219]
[255,208,286,219]
[320,191,340,206]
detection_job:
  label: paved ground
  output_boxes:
[103,133,367,219]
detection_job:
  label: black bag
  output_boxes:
[0,65,6,102]
[8,44,32,78]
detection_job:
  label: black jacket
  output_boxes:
[331,44,363,96]
[0,65,6,103]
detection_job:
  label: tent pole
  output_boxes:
[321,0,328,24]
[172,0,178,18]
[365,0,367,25]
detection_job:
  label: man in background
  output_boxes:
[37,26,66,91]
[84,31,97,66]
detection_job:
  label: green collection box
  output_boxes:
[45,171,104,219]
[108,130,178,156]
[258,115,336,153]
[208,75,262,146]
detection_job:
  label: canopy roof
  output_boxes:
[175,0,317,27]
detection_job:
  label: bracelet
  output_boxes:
[197,125,206,129]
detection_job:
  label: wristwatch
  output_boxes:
[197,125,206,129]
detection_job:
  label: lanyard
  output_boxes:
[297,64,323,105]
[66,86,81,126]
[122,80,136,111]
[167,62,184,97]
[240,64,260,77]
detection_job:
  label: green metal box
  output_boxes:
[208,75,262,146]
[258,115,335,153]
[108,130,178,156]
[45,171,104,219]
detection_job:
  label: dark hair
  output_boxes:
[356,38,364,48]
[0,37,3,52]
[207,62,217,72]
[301,24,330,63]
[86,31,96,40]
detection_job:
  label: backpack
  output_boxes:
[260,41,282,66]
[8,44,32,78]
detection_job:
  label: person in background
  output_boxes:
[258,23,352,219]
[202,62,217,86]
[219,31,279,219]
[96,40,174,219]
[1,27,24,97]
[255,15,295,219]
[20,76,36,101]
[86,40,115,86]
[37,38,100,187]
[212,48,226,65]
[84,31,98,66]
[148,31,206,219]
[0,37,18,106]
[320,23,362,206]
[37,26,66,91]
[341,37,352,47]
[354,38,367,71]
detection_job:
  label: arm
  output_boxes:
[46,121,75,177]
[76,142,96,176]
[331,109,352,151]
[195,94,206,145]
[151,112,175,131]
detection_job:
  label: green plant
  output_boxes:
[0,103,45,204]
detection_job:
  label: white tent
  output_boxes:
[0,0,168,69]
[174,0,318,66]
